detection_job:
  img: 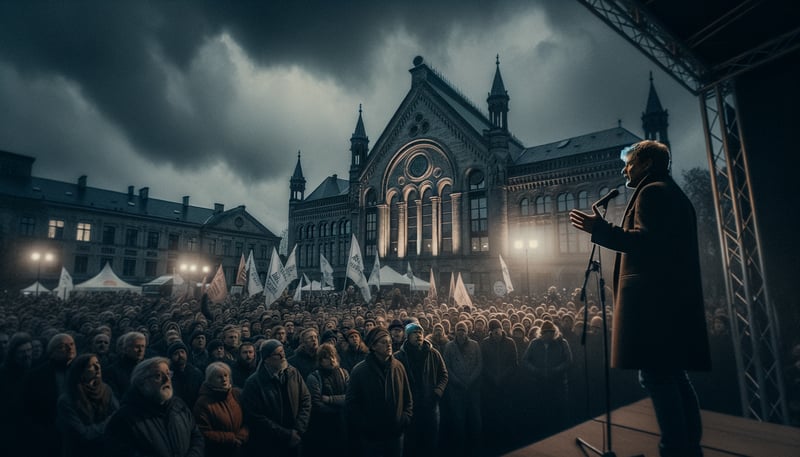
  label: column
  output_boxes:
[430,196,440,256]
[450,192,462,254]
[415,199,422,256]
[377,204,388,258]
[398,201,407,258]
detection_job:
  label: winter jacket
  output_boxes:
[346,352,413,440]
[394,340,448,408]
[192,384,248,457]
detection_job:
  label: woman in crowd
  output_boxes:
[193,361,249,457]
[56,353,119,457]
[305,343,350,457]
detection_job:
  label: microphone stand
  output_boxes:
[574,203,643,457]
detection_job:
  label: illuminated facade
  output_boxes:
[288,57,668,295]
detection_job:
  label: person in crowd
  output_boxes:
[394,322,448,457]
[207,339,227,365]
[0,332,35,450]
[427,323,450,355]
[90,333,112,368]
[24,333,77,457]
[168,340,203,408]
[570,139,711,457]
[188,329,209,371]
[510,323,529,366]
[346,327,413,457]
[388,319,406,353]
[521,320,573,438]
[105,331,147,397]
[480,318,518,454]
[305,343,350,457]
[222,324,241,363]
[442,320,483,456]
[241,339,311,457]
[57,353,119,457]
[193,361,249,457]
[272,325,295,358]
[287,327,319,379]
[105,356,204,456]
[231,341,258,387]
[341,328,369,372]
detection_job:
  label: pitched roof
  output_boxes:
[292,151,304,179]
[490,55,508,97]
[645,73,664,114]
[514,127,642,165]
[352,105,368,140]
[305,175,349,202]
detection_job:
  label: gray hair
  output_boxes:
[121,331,146,350]
[130,357,169,388]
[204,361,231,382]
[46,333,74,355]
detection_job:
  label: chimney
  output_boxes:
[128,186,134,198]
[182,196,190,208]
[78,175,87,190]
[214,203,224,213]
[139,187,149,201]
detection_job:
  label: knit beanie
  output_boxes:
[365,327,390,349]
[259,339,283,359]
[404,322,423,336]
[167,341,189,358]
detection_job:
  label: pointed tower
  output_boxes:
[290,151,306,201]
[349,104,369,182]
[487,54,510,131]
[641,72,669,147]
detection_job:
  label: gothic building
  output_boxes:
[0,150,281,290]
[288,56,669,296]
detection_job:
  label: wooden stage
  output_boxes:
[504,399,799,457]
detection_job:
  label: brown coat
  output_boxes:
[192,384,248,457]
[592,174,711,370]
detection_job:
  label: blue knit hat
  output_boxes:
[259,339,283,358]
[405,322,423,336]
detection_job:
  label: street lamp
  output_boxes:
[514,239,538,297]
[179,262,210,297]
[31,251,54,296]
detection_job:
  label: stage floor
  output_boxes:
[503,399,799,457]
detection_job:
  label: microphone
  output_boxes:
[593,189,619,208]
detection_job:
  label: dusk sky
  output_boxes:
[0,0,708,235]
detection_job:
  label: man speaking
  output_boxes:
[569,140,711,457]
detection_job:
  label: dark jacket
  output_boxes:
[171,363,204,409]
[480,333,518,386]
[522,336,572,384]
[240,362,311,453]
[104,388,204,457]
[57,387,120,457]
[287,349,317,380]
[192,384,249,457]
[105,357,138,397]
[394,340,448,408]
[591,174,711,370]
[346,352,413,440]
[23,359,70,457]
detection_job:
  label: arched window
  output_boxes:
[469,170,485,190]
[407,190,418,256]
[319,222,326,237]
[520,198,530,216]
[577,190,589,209]
[306,224,315,239]
[557,193,575,212]
[441,185,453,254]
[296,225,303,241]
[535,196,552,214]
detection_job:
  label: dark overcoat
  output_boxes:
[591,174,711,370]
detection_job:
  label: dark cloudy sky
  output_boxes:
[0,0,707,234]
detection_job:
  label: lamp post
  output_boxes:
[514,239,538,297]
[179,262,210,297]
[31,251,54,296]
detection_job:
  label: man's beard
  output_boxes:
[158,384,173,403]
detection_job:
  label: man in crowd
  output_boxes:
[106,331,147,397]
[188,329,209,371]
[394,322,448,457]
[480,318,517,454]
[105,356,204,456]
[222,324,241,363]
[231,341,258,387]
[443,321,483,456]
[570,140,711,457]
[341,328,369,372]
[241,339,311,457]
[168,340,203,408]
[388,319,405,353]
[288,328,319,379]
[346,327,413,457]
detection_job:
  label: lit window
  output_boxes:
[48,219,65,239]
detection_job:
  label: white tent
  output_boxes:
[377,265,430,291]
[74,263,142,294]
[21,281,51,295]
[301,280,334,291]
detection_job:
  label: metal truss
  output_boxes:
[576,0,789,423]
[699,83,788,423]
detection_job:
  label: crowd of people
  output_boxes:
[0,283,787,456]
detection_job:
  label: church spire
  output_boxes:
[641,72,669,147]
[350,104,369,181]
[290,150,306,201]
[487,54,510,131]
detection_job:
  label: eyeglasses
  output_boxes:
[149,371,173,382]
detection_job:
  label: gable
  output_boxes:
[202,206,279,238]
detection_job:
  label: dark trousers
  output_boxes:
[639,369,703,457]
[361,434,404,457]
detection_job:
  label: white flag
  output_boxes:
[54,267,73,300]
[448,272,455,305]
[407,262,415,291]
[264,248,288,306]
[428,268,437,300]
[303,273,312,290]
[499,254,514,293]
[206,265,228,304]
[235,253,247,286]
[368,255,381,288]
[284,245,298,283]
[320,254,334,288]
[246,251,264,297]
[293,276,303,301]
[454,272,473,308]
[346,234,371,302]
